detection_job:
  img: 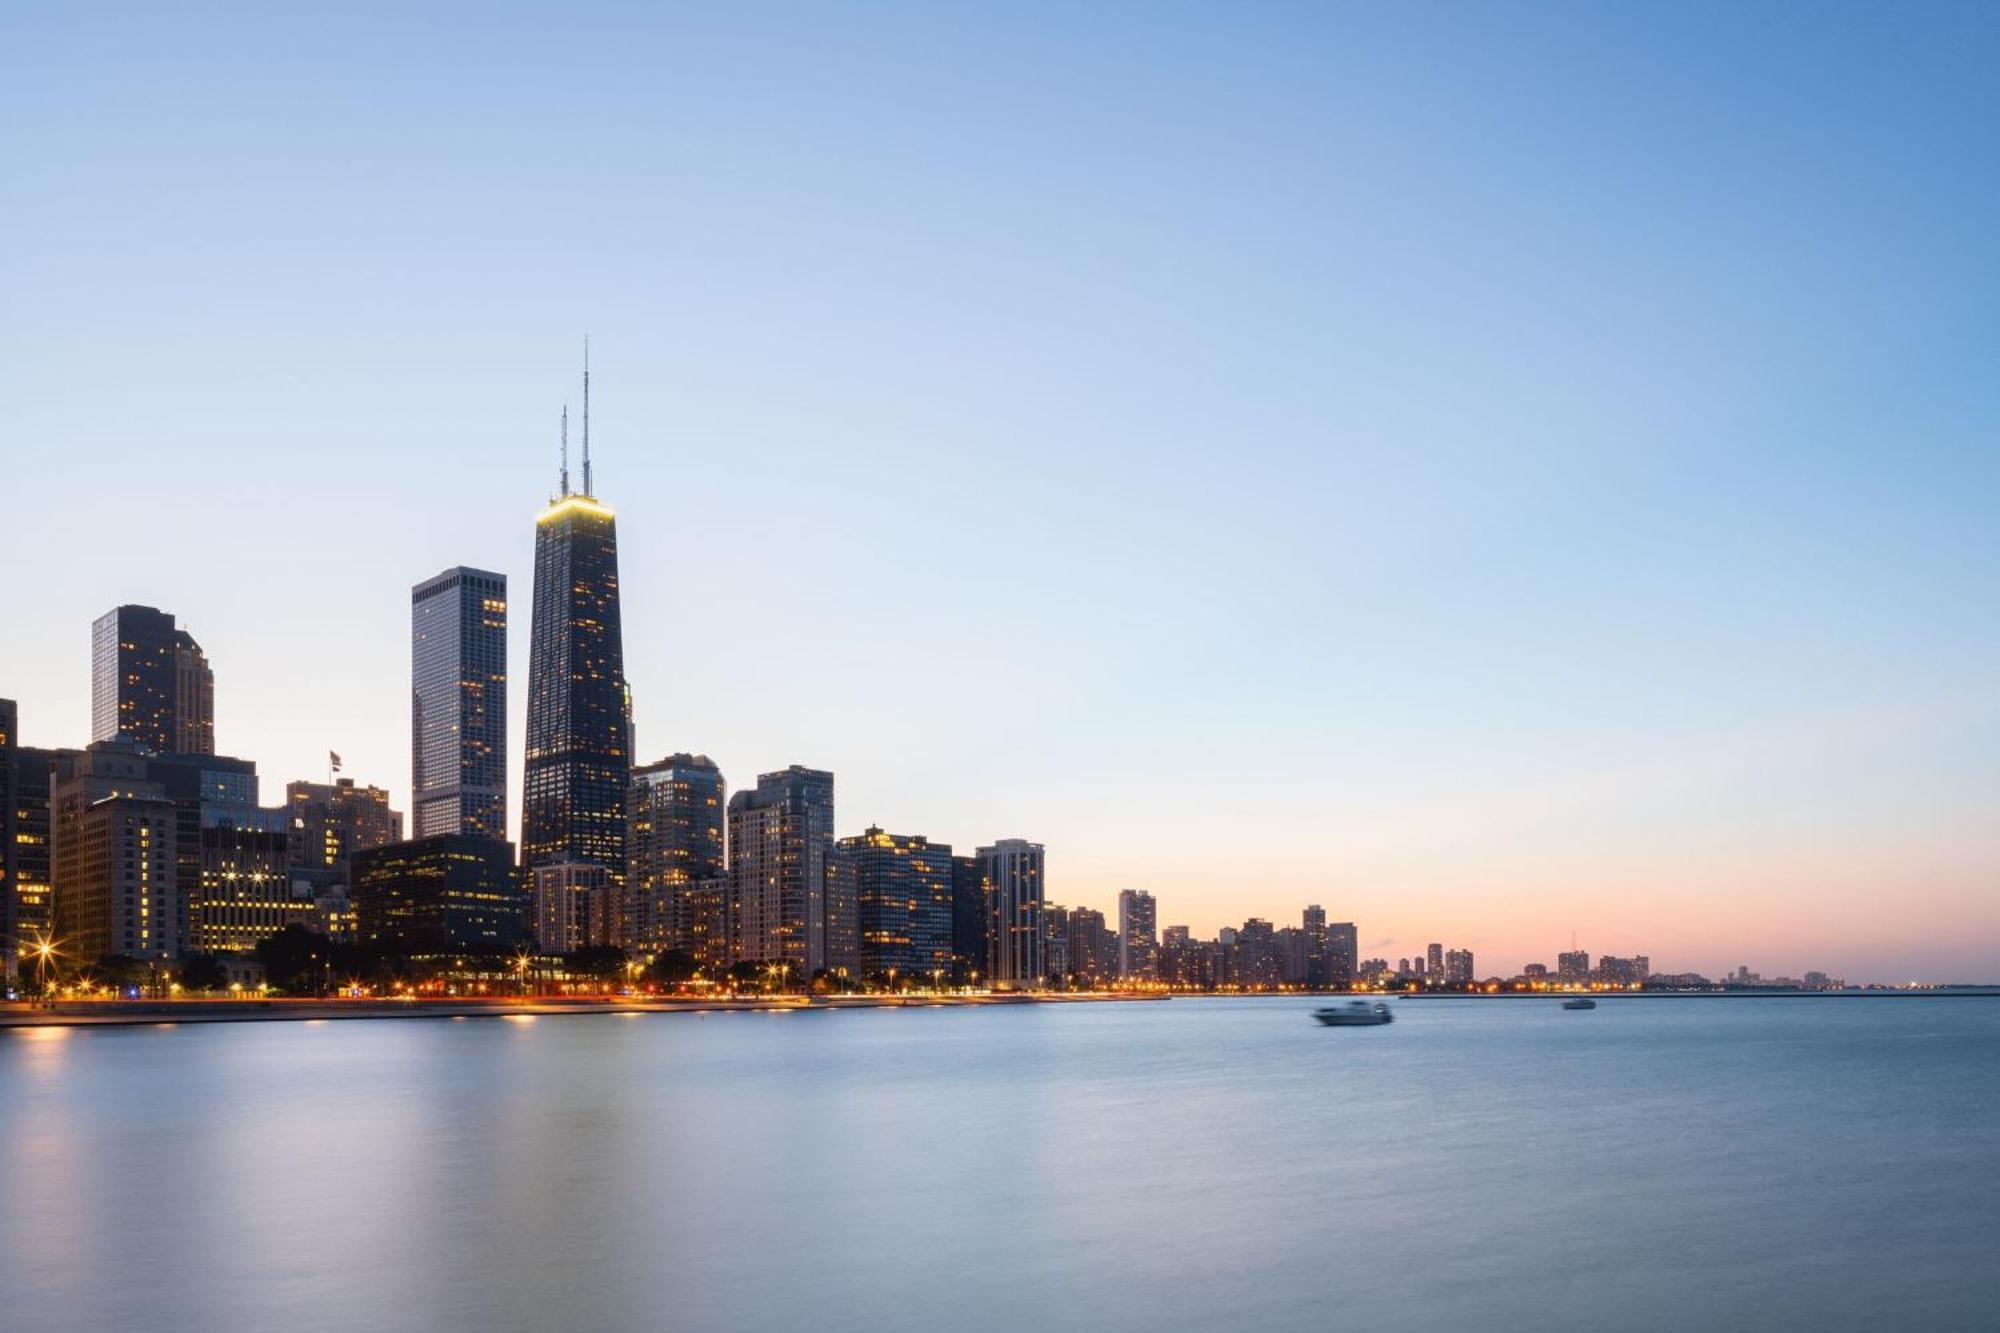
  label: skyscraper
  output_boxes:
[837,826,953,981]
[1118,888,1157,980]
[728,766,835,979]
[522,369,631,883]
[1302,904,1327,985]
[978,839,1044,987]
[627,754,727,954]
[90,605,214,754]
[0,699,17,976]
[411,567,508,840]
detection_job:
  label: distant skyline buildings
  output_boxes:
[839,826,953,980]
[1118,888,1156,980]
[410,567,508,841]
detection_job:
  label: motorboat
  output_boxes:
[1561,997,1597,1010]
[1313,1000,1393,1026]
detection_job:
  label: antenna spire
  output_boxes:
[559,405,570,497]
[581,337,593,497]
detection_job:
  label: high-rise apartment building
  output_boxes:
[1557,949,1591,984]
[627,754,726,954]
[531,860,613,953]
[1118,888,1157,980]
[1444,947,1474,984]
[411,567,508,840]
[837,826,953,980]
[1427,942,1444,981]
[978,839,1044,987]
[0,700,17,976]
[728,766,835,979]
[90,605,214,754]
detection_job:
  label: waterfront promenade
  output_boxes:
[0,991,1165,1029]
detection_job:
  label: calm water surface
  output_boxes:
[3,997,1997,1332]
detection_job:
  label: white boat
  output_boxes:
[1562,997,1597,1010]
[1313,1000,1393,1026]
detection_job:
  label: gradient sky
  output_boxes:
[5,2,1998,982]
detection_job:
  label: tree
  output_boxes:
[647,949,700,986]
[254,924,336,995]
[178,954,230,993]
[566,945,628,984]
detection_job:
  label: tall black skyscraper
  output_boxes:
[411,566,508,840]
[90,604,214,754]
[522,361,631,882]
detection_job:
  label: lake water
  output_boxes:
[3,996,1997,1332]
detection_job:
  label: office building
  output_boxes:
[728,766,835,979]
[627,754,726,954]
[412,567,508,840]
[978,839,1044,986]
[285,778,403,882]
[522,380,631,881]
[837,826,953,980]
[194,807,310,954]
[90,604,214,754]
[351,834,526,956]
[51,744,181,962]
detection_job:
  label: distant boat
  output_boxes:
[1313,1001,1393,1026]
[1562,997,1597,1010]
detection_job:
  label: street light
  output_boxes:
[24,930,62,1008]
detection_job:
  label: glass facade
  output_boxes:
[837,826,954,980]
[522,497,630,881]
[411,567,508,840]
[351,834,527,956]
[90,605,213,755]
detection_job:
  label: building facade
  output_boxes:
[838,827,953,980]
[978,839,1044,987]
[728,766,835,979]
[522,486,630,882]
[627,754,726,955]
[51,745,181,962]
[90,604,213,754]
[285,778,403,882]
[194,808,310,954]
[531,860,613,953]
[950,854,986,983]
[351,834,526,956]
[1325,921,1358,989]
[411,566,508,840]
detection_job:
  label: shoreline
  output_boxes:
[1394,988,2000,999]
[0,991,1168,1029]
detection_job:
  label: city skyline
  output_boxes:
[6,5,1999,982]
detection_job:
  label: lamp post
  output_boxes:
[25,931,61,1009]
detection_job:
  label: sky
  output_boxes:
[4,2,1998,983]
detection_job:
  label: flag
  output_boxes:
[329,751,343,772]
